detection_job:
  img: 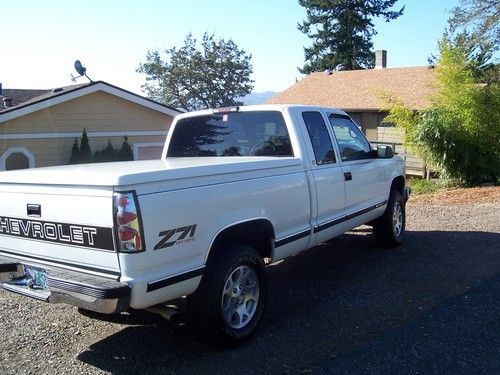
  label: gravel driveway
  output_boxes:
[1,189,499,374]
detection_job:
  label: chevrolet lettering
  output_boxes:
[0,216,113,250]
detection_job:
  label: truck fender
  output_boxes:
[205,218,276,265]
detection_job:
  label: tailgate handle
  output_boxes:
[27,204,41,217]
[344,172,352,181]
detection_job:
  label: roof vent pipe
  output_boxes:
[3,97,13,107]
[375,50,387,69]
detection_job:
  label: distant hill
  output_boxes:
[239,91,279,105]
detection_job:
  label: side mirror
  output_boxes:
[377,145,394,158]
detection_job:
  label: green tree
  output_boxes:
[93,140,120,162]
[382,41,500,186]
[69,137,80,164]
[138,32,253,111]
[69,132,134,164]
[79,128,92,163]
[102,140,118,162]
[449,0,499,49]
[298,0,404,73]
[118,136,134,161]
[431,0,499,83]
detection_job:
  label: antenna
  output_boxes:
[70,60,93,83]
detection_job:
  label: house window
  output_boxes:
[0,147,35,171]
[133,143,164,160]
[6,153,29,170]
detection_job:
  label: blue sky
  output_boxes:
[1,0,459,94]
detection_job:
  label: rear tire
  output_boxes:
[187,244,267,344]
[373,189,406,247]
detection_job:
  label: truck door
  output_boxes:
[326,113,387,215]
[300,111,346,244]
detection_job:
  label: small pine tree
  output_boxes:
[79,128,92,163]
[118,136,134,161]
[69,137,80,164]
[92,149,104,163]
[103,140,118,161]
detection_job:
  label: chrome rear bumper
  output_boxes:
[0,256,130,314]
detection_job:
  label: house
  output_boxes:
[267,50,436,141]
[0,81,181,171]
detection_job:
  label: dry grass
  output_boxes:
[409,186,500,205]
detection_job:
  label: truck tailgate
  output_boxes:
[0,184,119,278]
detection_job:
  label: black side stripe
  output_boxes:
[314,201,387,233]
[0,250,120,278]
[147,267,205,293]
[274,201,388,246]
[275,229,311,248]
[314,217,344,233]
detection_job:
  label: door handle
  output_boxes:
[27,204,41,217]
[344,172,352,181]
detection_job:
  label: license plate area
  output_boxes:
[0,265,51,302]
[23,266,48,289]
[0,264,50,301]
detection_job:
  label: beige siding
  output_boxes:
[0,135,167,168]
[0,91,173,134]
[0,91,174,169]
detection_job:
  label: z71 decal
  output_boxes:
[154,224,197,250]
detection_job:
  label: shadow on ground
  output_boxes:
[77,230,500,374]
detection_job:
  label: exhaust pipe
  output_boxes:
[146,304,182,323]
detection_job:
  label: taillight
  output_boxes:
[118,226,138,241]
[114,191,144,253]
[117,211,137,225]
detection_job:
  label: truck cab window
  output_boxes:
[328,114,371,161]
[167,111,293,157]
[302,111,336,165]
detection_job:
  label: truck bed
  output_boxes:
[0,157,302,187]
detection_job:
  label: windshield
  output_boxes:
[167,111,293,157]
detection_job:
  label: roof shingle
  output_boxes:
[0,88,50,110]
[267,66,437,111]
[0,84,89,112]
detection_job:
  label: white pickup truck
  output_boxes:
[0,104,409,342]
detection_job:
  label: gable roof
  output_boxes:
[0,89,52,110]
[267,66,437,111]
[0,81,181,122]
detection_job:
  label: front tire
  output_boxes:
[373,189,406,247]
[187,244,267,344]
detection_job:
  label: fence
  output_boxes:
[371,127,426,177]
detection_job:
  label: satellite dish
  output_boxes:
[74,60,86,76]
[71,60,93,83]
